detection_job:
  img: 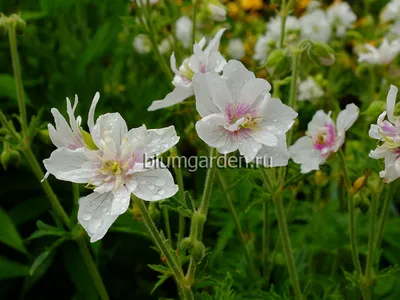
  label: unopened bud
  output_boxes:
[180,237,192,251]
[207,2,227,22]
[266,49,291,78]
[189,240,205,262]
[8,14,26,35]
[353,174,367,193]
[309,41,335,66]
[1,143,20,170]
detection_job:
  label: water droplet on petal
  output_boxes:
[158,189,166,196]
[156,178,166,186]
[82,213,92,221]
[148,184,155,190]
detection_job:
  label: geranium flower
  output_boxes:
[193,59,297,164]
[358,39,400,65]
[298,77,324,102]
[176,16,193,49]
[300,9,332,43]
[44,93,179,242]
[327,1,357,37]
[290,104,359,173]
[148,28,226,111]
[369,85,400,182]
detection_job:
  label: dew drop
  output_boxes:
[82,213,92,221]
[148,184,155,190]
[156,178,166,186]
[158,189,166,196]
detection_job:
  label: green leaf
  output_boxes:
[0,257,29,280]
[150,273,171,294]
[0,207,28,255]
[0,74,31,104]
[26,220,68,240]
[29,251,50,276]
[9,197,50,226]
[148,264,173,275]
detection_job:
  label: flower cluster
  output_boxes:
[44,94,179,242]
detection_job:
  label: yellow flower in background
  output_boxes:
[227,2,239,18]
[241,0,263,11]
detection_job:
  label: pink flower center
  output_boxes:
[312,123,336,153]
[225,103,260,134]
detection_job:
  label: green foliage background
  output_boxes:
[1,0,400,299]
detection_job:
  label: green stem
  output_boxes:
[217,170,257,278]
[23,147,71,228]
[174,160,187,250]
[163,206,172,246]
[76,237,110,300]
[262,201,270,279]
[185,148,218,284]
[364,191,378,296]
[8,20,28,138]
[73,183,80,202]
[338,150,362,275]
[191,0,197,46]
[142,0,173,82]
[279,0,287,48]
[376,184,393,248]
[134,197,193,299]
[0,110,20,141]
[273,192,302,300]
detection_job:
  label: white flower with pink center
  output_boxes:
[290,104,359,173]
[193,59,297,165]
[369,85,400,182]
[358,39,400,65]
[148,28,226,111]
[43,94,179,242]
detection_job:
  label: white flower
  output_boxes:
[298,77,324,102]
[253,34,275,65]
[48,95,85,150]
[358,39,400,65]
[300,9,332,43]
[208,3,227,22]
[228,38,245,60]
[133,34,151,54]
[369,85,400,182]
[148,28,226,111]
[268,16,300,41]
[158,36,173,54]
[327,1,357,37]
[193,60,297,165]
[392,21,400,36]
[176,16,193,49]
[290,104,359,173]
[134,0,158,6]
[43,94,180,242]
[381,0,400,23]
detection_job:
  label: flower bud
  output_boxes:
[308,41,335,66]
[8,14,26,35]
[266,49,291,78]
[353,174,367,193]
[207,2,227,22]
[37,129,51,144]
[189,240,205,262]
[1,143,20,170]
[180,237,192,251]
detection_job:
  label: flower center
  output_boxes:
[312,123,336,153]
[101,160,124,176]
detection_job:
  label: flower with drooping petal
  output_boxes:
[228,38,245,60]
[357,39,400,65]
[327,1,357,37]
[43,93,180,242]
[369,85,400,182]
[176,16,193,49]
[148,28,226,111]
[300,9,332,43]
[193,59,297,164]
[48,95,87,150]
[290,104,359,173]
[298,77,324,102]
[208,2,227,22]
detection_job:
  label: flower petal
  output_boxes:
[193,73,222,117]
[289,136,322,173]
[237,133,262,163]
[111,185,132,215]
[195,114,237,153]
[88,92,100,133]
[368,124,382,140]
[336,103,359,134]
[204,28,226,54]
[255,134,290,167]
[207,51,227,73]
[43,148,95,183]
[260,98,298,135]
[222,60,255,103]
[148,85,193,111]
[386,85,398,124]
[250,129,278,147]
[146,126,180,158]
[78,192,119,243]
[91,112,128,155]
[130,161,178,201]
